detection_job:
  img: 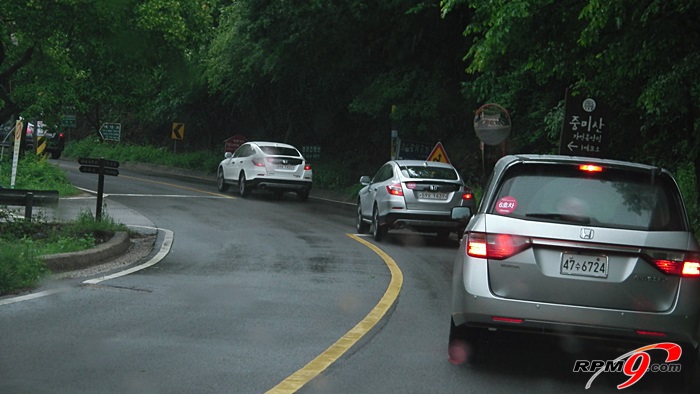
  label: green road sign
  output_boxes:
[99,123,121,141]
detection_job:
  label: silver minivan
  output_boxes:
[449,154,700,380]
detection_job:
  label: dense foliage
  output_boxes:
[1,1,698,191]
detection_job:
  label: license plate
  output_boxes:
[417,192,448,200]
[275,165,295,170]
[560,253,608,278]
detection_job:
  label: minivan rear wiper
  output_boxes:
[525,213,591,224]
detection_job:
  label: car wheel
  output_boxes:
[51,151,62,159]
[448,317,482,365]
[372,205,386,241]
[239,172,250,197]
[356,201,369,234]
[217,168,229,192]
[296,189,309,202]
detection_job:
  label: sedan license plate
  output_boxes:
[560,253,608,278]
[417,191,448,200]
[275,165,295,170]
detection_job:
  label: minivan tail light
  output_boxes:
[386,183,403,196]
[648,251,700,278]
[466,232,531,259]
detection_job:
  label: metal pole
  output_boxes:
[96,158,105,221]
[25,191,33,220]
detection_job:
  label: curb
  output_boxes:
[42,231,131,273]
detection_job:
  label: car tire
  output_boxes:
[217,168,229,192]
[356,201,369,234]
[297,189,309,202]
[51,151,62,159]
[448,317,482,365]
[239,173,250,197]
[372,205,386,241]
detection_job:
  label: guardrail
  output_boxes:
[0,189,59,219]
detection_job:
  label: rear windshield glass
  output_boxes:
[260,146,300,156]
[490,163,687,231]
[399,165,458,180]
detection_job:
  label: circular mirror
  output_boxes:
[474,103,511,146]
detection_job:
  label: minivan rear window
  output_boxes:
[400,166,458,180]
[490,163,687,231]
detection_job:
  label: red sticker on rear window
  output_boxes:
[495,196,517,214]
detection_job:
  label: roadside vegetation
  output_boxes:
[0,154,127,296]
[63,137,367,200]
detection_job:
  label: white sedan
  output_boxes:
[217,141,313,201]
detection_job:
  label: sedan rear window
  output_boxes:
[400,165,459,180]
[490,163,687,231]
[260,146,300,156]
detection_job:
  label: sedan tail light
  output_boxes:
[252,158,265,167]
[467,232,531,259]
[304,164,311,171]
[386,183,404,196]
[461,190,474,201]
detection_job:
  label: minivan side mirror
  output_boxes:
[359,176,371,185]
[451,206,472,223]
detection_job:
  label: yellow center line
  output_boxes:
[266,234,403,394]
[119,174,234,198]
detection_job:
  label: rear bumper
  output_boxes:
[249,178,312,192]
[381,211,464,230]
[452,282,700,348]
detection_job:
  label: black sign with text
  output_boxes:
[559,89,609,158]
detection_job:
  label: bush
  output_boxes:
[0,154,79,195]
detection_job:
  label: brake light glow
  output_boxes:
[579,164,603,172]
[405,182,416,189]
[682,261,700,276]
[252,158,265,167]
[304,164,311,171]
[492,316,523,324]
[651,258,700,278]
[466,232,531,259]
[386,183,403,196]
[635,330,667,337]
[461,192,474,201]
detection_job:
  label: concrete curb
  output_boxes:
[42,231,131,273]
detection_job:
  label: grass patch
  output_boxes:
[0,205,127,296]
[1,154,79,195]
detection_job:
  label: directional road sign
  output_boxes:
[78,157,120,169]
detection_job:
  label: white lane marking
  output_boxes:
[0,227,174,305]
[0,289,68,306]
[83,227,174,285]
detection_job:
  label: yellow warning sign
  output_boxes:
[171,122,185,140]
[426,142,451,164]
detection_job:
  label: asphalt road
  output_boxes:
[0,161,690,393]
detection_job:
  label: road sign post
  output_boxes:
[78,157,119,221]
